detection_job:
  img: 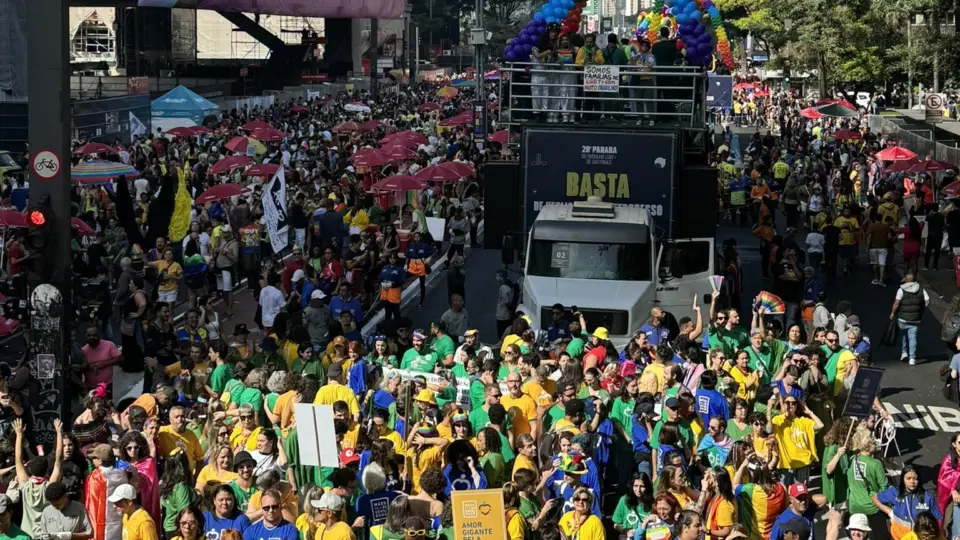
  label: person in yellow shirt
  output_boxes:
[504,483,530,540]
[558,487,606,540]
[407,423,449,494]
[512,433,538,480]
[333,401,362,449]
[157,406,205,475]
[834,206,860,275]
[501,373,538,441]
[229,404,263,452]
[151,248,183,304]
[313,364,360,421]
[372,408,407,455]
[195,444,239,492]
[765,394,823,478]
[110,483,160,540]
[312,492,356,540]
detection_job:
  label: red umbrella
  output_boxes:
[372,175,427,191]
[832,130,861,141]
[242,121,272,132]
[196,183,247,204]
[243,163,281,178]
[224,136,249,154]
[488,130,515,144]
[359,120,384,132]
[734,83,759,90]
[333,122,361,134]
[190,126,212,135]
[209,155,253,175]
[251,128,285,143]
[908,160,955,174]
[71,217,95,237]
[73,143,116,155]
[439,114,472,127]
[885,158,920,173]
[800,107,823,120]
[815,98,857,110]
[291,105,308,113]
[875,146,918,162]
[166,127,196,137]
[414,165,462,183]
[942,180,960,199]
[0,211,26,228]
[439,161,475,178]
[419,102,441,112]
[351,150,392,168]
[382,145,419,161]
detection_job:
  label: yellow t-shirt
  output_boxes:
[157,426,205,474]
[501,393,537,438]
[706,497,737,540]
[380,429,407,455]
[834,217,859,245]
[726,365,758,401]
[342,423,361,449]
[230,426,262,453]
[553,418,581,435]
[512,454,537,480]
[274,390,298,429]
[296,513,316,540]
[559,513,605,540]
[123,508,159,540]
[315,521,357,540]
[771,414,818,469]
[409,445,444,494]
[313,383,360,417]
[196,464,238,486]
[249,487,299,517]
[522,379,556,408]
[507,509,527,540]
[832,350,857,396]
[640,362,666,395]
[773,161,790,180]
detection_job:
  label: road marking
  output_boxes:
[884,402,960,432]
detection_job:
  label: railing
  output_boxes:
[868,115,960,169]
[497,63,707,132]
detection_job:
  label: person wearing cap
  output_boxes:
[227,451,258,513]
[400,330,438,374]
[313,361,359,420]
[110,484,159,540]
[243,488,299,540]
[12,417,63,537]
[40,481,93,539]
[304,288,333,349]
[84,441,130,540]
[551,454,601,516]
[456,330,491,367]
[769,483,827,540]
[311,492,355,540]
[329,282,363,324]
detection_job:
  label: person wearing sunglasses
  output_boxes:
[310,492,355,540]
[243,489,299,540]
[401,516,431,540]
[765,391,824,486]
[558,486,605,540]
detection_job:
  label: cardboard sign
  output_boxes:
[294,404,339,467]
[841,366,884,419]
[452,489,508,540]
[583,65,619,93]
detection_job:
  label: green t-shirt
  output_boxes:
[565,331,588,357]
[438,527,455,540]
[431,335,456,363]
[544,404,565,432]
[707,325,750,357]
[725,420,752,442]
[577,388,611,401]
[401,348,438,373]
[610,397,636,440]
[0,524,31,540]
[369,354,398,369]
[236,387,264,419]
[746,345,772,377]
[847,454,888,515]
[161,483,197,532]
[822,444,850,505]
[470,379,486,411]
[229,480,257,512]
[650,418,694,450]
[612,495,650,531]
[469,406,490,434]
[291,357,327,383]
[266,392,280,412]
[498,432,515,464]
[480,452,507,487]
[223,379,244,404]
[283,428,321,490]
[209,363,235,395]
[519,496,540,521]
[436,384,458,410]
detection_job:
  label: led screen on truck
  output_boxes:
[522,129,676,235]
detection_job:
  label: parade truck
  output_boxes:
[502,127,719,348]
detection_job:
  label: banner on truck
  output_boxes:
[522,129,676,234]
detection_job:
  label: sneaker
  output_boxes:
[871,279,879,285]
[900,353,909,362]
[909,358,917,365]
[922,266,929,271]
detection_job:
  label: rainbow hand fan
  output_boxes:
[709,275,724,291]
[756,291,786,314]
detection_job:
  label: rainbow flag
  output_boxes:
[735,483,787,540]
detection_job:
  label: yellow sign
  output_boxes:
[345,83,355,92]
[451,489,507,540]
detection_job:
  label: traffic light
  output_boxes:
[24,203,56,280]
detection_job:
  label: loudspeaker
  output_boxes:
[676,166,718,239]
[481,161,522,250]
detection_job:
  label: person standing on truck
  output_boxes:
[495,271,515,338]
[640,307,671,346]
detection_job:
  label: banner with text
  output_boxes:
[262,167,290,252]
[452,489,507,540]
[583,65,619,93]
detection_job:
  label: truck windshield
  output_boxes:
[528,240,651,281]
[0,154,18,169]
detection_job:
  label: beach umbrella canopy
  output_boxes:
[242,121,272,132]
[908,160,955,174]
[437,87,459,99]
[291,105,308,113]
[382,131,428,145]
[196,183,247,204]
[224,136,249,154]
[373,175,427,191]
[344,103,372,113]
[942,180,960,199]
[243,164,281,178]
[73,143,116,155]
[333,121,361,134]
[72,161,138,184]
[166,127,196,137]
[251,128,285,143]
[832,130,861,141]
[351,150,392,168]
[209,155,253,175]
[419,102,441,112]
[885,158,920,173]
[816,103,859,117]
[439,161,475,178]
[71,217,95,236]
[0,211,26,228]
[189,125,212,135]
[489,130,515,144]
[359,120,384,132]
[800,107,822,120]
[414,165,462,183]
[875,146,919,162]
[382,145,419,161]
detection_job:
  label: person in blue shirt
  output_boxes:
[639,307,671,346]
[631,400,656,477]
[442,440,488,495]
[242,490,298,540]
[547,303,572,342]
[377,253,407,321]
[873,466,942,532]
[355,462,404,527]
[548,452,602,516]
[204,484,251,539]
[329,282,363,322]
[769,483,826,540]
[694,371,729,427]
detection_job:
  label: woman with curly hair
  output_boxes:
[477,427,506,488]
[410,467,446,519]
[442,439,487,495]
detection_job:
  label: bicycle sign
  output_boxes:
[31,150,61,181]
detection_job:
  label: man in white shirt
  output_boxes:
[258,273,286,333]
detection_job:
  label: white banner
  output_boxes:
[307,90,321,100]
[385,368,509,409]
[262,167,290,252]
[129,111,147,142]
[583,65,619,93]
[294,404,339,467]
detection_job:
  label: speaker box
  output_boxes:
[481,161,522,250]
[676,166,718,239]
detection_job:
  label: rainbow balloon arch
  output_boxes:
[504,0,735,70]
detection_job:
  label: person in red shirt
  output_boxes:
[5,234,24,276]
[280,244,306,292]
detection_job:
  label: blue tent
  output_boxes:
[151,85,219,123]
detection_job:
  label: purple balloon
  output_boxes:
[697,42,711,53]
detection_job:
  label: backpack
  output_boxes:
[942,314,960,342]
[941,364,959,403]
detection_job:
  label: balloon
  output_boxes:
[694,24,704,35]
[534,11,545,19]
[697,42,711,53]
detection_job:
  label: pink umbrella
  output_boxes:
[942,180,960,199]
[439,113,472,126]
[291,105,308,113]
[414,165,462,183]
[351,150,392,168]
[73,143,116,155]
[189,126,212,135]
[71,217,95,236]
[243,163,281,178]
[333,121,361,134]
[382,145,419,161]
[224,136,249,154]
[242,121,272,132]
[439,161,475,178]
[419,102,441,112]
[209,155,253,175]
[382,131,428,145]
[196,183,247,204]
[359,120,384,132]
[0,211,26,228]
[251,128,285,143]
[875,146,919,162]
[800,107,822,120]
[373,175,427,191]
[488,130,514,145]
[885,158,919,173]
[908,160,955,174]
[166,127,196,137]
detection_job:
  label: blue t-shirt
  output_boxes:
[243,520,299,540]
[356,490,404,527]
[204,511,251,539]
[769,506,817,540]
[639,323,670,346]
[694,389,730,427]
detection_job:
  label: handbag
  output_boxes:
[880,319,898,347]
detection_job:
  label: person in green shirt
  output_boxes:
[846,429,888,516]
[228,451,258,512]
[487,404,516,464]
[469,357,498,411]
[207,346,236,398]
[250,337,284,372]
[725,398,752,442]
[291,342,326,384]
[544,382,578,433]
[0,494,31,540]
[477,427,507,488]
[430,321,457,367]
[610,376,640,443]
[368,337,398,368]
[612,472,654,538]
[159,454,198,536]
[565,321,589,358]
[821,417,853,507]
[468,384,502,434]
[400,331,438,373]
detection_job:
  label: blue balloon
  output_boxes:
[676,13,688,24]
[694,24,704,35]
[697,42,711,53]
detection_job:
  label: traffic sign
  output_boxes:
[31,149,61,181]
[925,93,946,123]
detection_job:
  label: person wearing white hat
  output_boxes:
[109,484,159,540]
[846,513,871,539]
[311,492,355,540]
